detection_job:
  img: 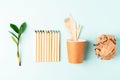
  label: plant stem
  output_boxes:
[17,43,21,66]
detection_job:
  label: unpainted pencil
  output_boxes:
[35,30,38,62]
[49,30,52,62]
[57,31,60,62]
[39,30,42,62]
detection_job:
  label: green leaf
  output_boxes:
[18,22,27,39]
[11,36,18,44]
[9,31,18,39]
[20,22,27,33]
[10,24,19,33]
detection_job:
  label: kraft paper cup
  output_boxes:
[67,39,86,64]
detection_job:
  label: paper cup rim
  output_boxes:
[67,39,86,42]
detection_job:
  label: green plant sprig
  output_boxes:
[9,22,27,66]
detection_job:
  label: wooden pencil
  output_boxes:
[44,30,46,62]
[38,30,40,62]
[35,30,38,62]
[39,30,42,62]
[52,31,55,61]
[54,31,57,62]
[46,30,49,62]
[49,30,52,62]
[57,31,60,62]
[42,30,45,62]
[45,30,47,62]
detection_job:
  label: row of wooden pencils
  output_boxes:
[35,30,60,62]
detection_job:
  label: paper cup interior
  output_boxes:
[67,39,86,42]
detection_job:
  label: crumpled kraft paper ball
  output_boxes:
[94,34,116,60]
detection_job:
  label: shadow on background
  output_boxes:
[115,36,120,60]
[84,40,94,61]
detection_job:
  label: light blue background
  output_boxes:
[0,0,120,80]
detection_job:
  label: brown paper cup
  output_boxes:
[67,39,86,64]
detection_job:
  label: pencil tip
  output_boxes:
[58,30,60,33]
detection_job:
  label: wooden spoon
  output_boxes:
[64,16,77,40]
